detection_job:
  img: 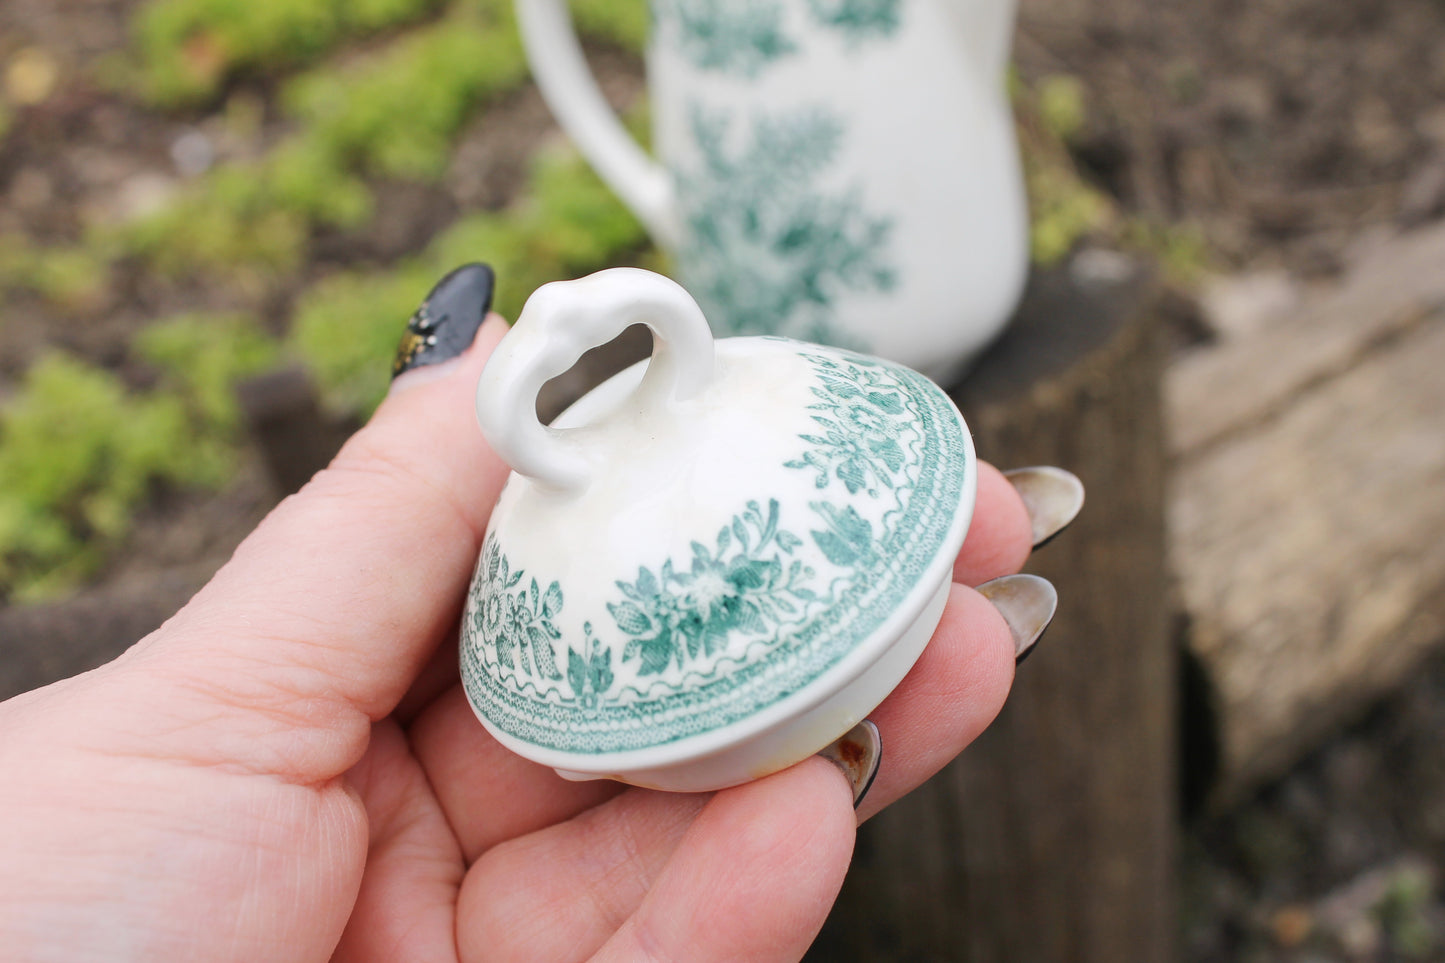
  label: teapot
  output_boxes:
[461,268,977,791]
[516,0,1029,385]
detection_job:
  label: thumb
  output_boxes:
[130,264,513,780]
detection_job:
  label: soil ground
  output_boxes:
[4,0,1445,958]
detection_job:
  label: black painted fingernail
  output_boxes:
[392,263,495,379]
[818,720,881,809]
[1003,467,1085,549]
[978,574,1058,664]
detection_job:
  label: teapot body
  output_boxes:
[518,0,1028,385]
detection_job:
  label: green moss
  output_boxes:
[1036,74,1087,143]
[444,148,649,317]
[1014,75,1113,266]
[1121,219,1213,286]
[290,144,647,415]
[104,166,313,283]
[289,264,439,415]
[0,312,288,598]
[130,0,445,106]
[111,0,648,286]
[1027,162,1110,266]
[264,139,375,227]
[134,312,282,433]
[113,3,530,284]
[569,0,650,52]
[281,8,527,182]
[0,355,220,598]
[0,238,111,312]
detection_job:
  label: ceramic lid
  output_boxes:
[461,269,975,775]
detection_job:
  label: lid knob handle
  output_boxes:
[475,268,716,492]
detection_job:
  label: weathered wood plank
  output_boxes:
[236,365,350,496]
[0,561,220,701]
[1171,302,1445,803]
[1169,220,1445,455]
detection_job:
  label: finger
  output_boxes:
[456,788,708,963]
[134,267,512,778]
[591,758,855,963]
[856,582,1016,821]
[332,721,463,963]
[953,461,1033,587]
[393,624,463,725]
[410,685,623,861]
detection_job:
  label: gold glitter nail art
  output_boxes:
[391,263,494,380]
[392,304,439,377]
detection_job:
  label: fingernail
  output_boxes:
[391,263,495,380]
[1003,466,1085,549]
[978,574,1058,664]
[818,719,881,809]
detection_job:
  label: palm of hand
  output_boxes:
[0,318,1026,962]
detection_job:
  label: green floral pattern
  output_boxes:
[807,0,903,41]
[461,345,970,754]
[474,537,564,682]
[786,352,910,496]
[657,0,905,75]
[654,0,797,76]
[608,498,814,676]
[652,0,909,353]
[677,105,895,345]
[565,624,615,710]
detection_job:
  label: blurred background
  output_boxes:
[2,0,1445,959]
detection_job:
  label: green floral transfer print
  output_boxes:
[655,0,797,76]
[807,0,903,41]
[656,0,905,76]
[809,501,877,568]
[786,352,910,497]
[607,498,814,677]
[678,105,895,345]
[566,623,615,709]
[462,348,969,753]
[474,499,819,706]
[473,537,565,683]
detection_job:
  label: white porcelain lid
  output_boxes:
[461,269,975,770]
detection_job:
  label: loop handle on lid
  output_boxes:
[475,268,716,492]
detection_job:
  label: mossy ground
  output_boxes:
[0,0,1119,600]
[5,0,1418,606]
[0,0,650,597]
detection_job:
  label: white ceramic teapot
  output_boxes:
[461,268,977,791]
[516,0,1028,386]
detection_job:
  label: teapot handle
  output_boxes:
[516,0,681,249]
[475,268,715,492]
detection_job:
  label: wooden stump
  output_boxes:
[0,562,220,701]
[810,251,1174,962]
[235,365,350,496]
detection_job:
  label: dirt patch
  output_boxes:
[1015,0,1445,274]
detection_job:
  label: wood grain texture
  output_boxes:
[1169,220,1445,456]
[1171,302,1445,803]
[0,561,219,701]
[236,365,350,496]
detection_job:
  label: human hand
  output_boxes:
[0,265,1070,962]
